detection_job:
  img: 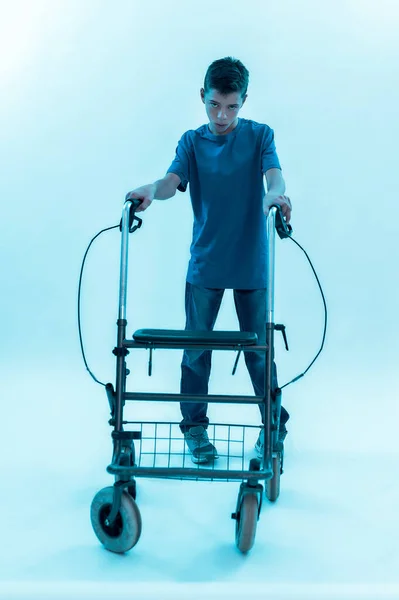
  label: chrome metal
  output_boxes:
[266,207,277,324]
[123,340,268,351]
[124,392,264,404]
[118,201,132,321]
[107,464,274,480]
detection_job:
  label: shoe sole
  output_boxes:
[190,452,219,464]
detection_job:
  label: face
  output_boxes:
[200,88,247,135]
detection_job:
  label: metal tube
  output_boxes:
[266,207,277,324]
[124,392,265,404]
[107,465,274,480]
[263,207,278,464]
[118,201,132,321]
[114,201,132,431]
[114,320,127,431]
[123,340,268,351]
[264,323,274,460]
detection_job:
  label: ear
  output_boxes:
[241,94,248,106]
[200,88,205,103]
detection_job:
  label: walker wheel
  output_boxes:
[235,492,259,553]
[119,450,137,499]
[266,453,281,502]
[127,480,137,500]
[90,486,142,553]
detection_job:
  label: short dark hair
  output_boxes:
[204,56,249,100]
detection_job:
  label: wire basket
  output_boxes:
[123,421,262,482]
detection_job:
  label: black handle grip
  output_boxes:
[272,205,293,239]
[128,198,143,211]
[119,198,143,232]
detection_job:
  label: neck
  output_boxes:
[209,118,239,135]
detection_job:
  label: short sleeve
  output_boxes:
[261,126,281,173]
[167,132,191,192]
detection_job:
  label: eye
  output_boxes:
[210,102,237,110]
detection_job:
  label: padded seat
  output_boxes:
[132,328,258,346]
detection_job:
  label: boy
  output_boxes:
[126,56,292,464]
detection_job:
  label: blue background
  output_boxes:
[0,0,398,597]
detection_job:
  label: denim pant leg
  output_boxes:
[179,282,225,432]
[233,288,290,428]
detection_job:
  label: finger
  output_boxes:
[279,201,288,215]
[279,203,290,221]
[284,196,291,208]
[126,193,138,202]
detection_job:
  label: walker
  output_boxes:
[88,200,295,554]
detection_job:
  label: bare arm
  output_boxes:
[153,172,181,199]
[263,168,292,223]
[125,172,182,212]
[265,168,286,195]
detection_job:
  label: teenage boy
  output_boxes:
[126,56,292,464]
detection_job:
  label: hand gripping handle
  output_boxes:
[271,204,293,239]
[119,199,143,233]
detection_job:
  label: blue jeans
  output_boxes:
[179,282,290,432]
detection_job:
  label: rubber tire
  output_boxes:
[266,453,281,502]
[90,486,142,553]
[235,493,259,553]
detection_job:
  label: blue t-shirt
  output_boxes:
[167,117,281,289]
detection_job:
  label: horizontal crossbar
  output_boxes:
[124,392,265,404]
[106,464,273,480]
[123,340,268,351]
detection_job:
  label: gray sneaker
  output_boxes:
[184,426,219,464]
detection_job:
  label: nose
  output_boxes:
[217,109,227,121]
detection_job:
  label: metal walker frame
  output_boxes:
[90,200,292,553]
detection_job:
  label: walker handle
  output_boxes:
[129,199,142,211]
[272,205,293,239]
[119,199,143,232]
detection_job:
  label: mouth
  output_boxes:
[216,123,227,128]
